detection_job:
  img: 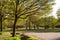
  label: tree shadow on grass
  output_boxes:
[20,34,30,40]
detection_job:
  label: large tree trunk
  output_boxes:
[0,13,3,32]
[12,17,17,37]
[0,16,3,32]
[12,0,19,37]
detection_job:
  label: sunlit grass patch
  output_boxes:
[0,32,10,35]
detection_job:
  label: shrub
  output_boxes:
[4,37,20,40]
[0,33,39,40]
[20,34,39,40]
[28,37,39,40]
[20,34,30,40]
[0,32,10,35]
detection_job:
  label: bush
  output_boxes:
[20,34,30,40]
[0,32,2,35]
[20,34,39,40]
[0,36,39,40]
[0,32,10,35]
[4,37,20,40]
[28,37,39,40]
[0,33,39,40]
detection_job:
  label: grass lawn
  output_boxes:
[4,28,60,32]
[28,29,60,32]
[19,29,60,32]
[0,32,39,40]
[0,36,39,40]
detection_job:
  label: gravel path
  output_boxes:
[24,32,60,40]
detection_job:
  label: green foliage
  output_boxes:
[0,0,55,30]
[56,8,60,26]
[28,37,39,40]
[26,29,60,32]
[1,0,55,19]
[1,37,20,40]
[0,32,10,35]
[30,16,57,29]
[57,8,60,18]
[0,0,56,36]
[0,36,39,40]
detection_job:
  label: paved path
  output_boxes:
[24,32,60,40]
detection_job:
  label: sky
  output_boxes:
[50,0,60,18]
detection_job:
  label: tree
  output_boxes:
[43,16,57,29]
[56,8,60,28]
[57,8,60,18]
[0,0,5,32]
[26,0,55,30]
[1,0,55,37]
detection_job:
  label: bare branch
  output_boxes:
[18,7,40,18]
